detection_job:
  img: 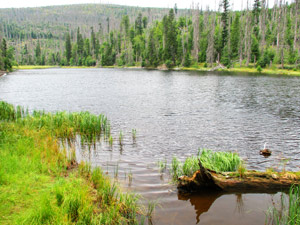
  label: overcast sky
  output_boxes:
[0,0,294,10]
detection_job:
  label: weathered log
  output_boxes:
[208,63,226,71]
[177,160,300,193]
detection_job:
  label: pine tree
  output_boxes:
[230,14,240,59]
[1,38,7,58]
[77,27,84,57]
[35,40,41,65]
[65,33,72,65]
[135,13,143,35]
[221,0,230,49]
[163,9,178,66]
[90,27,96,56]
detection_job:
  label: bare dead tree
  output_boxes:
[206,13,216,67]
[294,0,299,51]
[192,3,200,61]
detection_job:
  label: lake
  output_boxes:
[1,68,300,224]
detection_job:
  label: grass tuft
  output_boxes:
[171,149,242,180]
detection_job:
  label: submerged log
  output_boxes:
[178,160,300,193]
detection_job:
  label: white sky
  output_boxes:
[0,0,295,10]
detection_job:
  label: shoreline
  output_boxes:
[0,71,6,77]
[12,65,300,76]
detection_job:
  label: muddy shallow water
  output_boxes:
[1,68,299,224]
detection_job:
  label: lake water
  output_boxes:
[1,68,299,224]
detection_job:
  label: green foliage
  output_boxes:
[65,33,72,65]
[171,149,242,180]
[257,65,263,73]
[0,103,144,224]
[1,3,297,70]
[221,45,231,67]
[0,38,14,71]
[251,35,260,63]
[266,185,300,224]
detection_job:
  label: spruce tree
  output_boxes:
[65,33,72,65]
[1,38,7,58]
[35,40,41,65]
[230,14,240,59]
[221,0,230,49]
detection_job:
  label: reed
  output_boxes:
[157,159,167,173]
[119,131,124,146]
[0,101,110,144]
[132,129,137,141]
[109,135,113,146]
[266,185,300,224]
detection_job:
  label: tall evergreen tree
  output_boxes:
[1,38,7,58]
[65,33,72,65]
[135,13,143,35]
[221,0,230,49]
[163,9,178,66]
[90,27,96,56]
[230,14,240,59]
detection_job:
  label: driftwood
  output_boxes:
[178,160,300,193]
[208,63,226,71]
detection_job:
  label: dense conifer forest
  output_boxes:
[0,0,299,70]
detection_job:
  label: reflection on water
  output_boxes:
[0,68,299,224]
[178,191,224,223]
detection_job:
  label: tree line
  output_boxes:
[8,0,300,69]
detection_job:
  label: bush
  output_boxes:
[256,65,262,73]
[165,60,174,69]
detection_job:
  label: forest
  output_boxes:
[0,0,299,71]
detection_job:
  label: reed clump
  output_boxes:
[0,101,110,144]
[266,185,300,224]
[171,149,242,180]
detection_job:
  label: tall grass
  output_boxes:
[266,185,300,224]
[0,101,110,144]
[0,102,144,224]
[171,149,242,180]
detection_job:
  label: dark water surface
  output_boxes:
[1,68,300,224]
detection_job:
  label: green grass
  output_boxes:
[0,102,143,224]
[266,185,300,224]
[13,65,58,70]
[13,64,300,76]
[171,149,242,180]
[0,101,110,144]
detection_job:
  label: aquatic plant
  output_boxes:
[108,135,113,147]
[128,170,133,184]
[146,200,160,222]
[171,157,182,180]
[0,101,110,145]
[157,159,167,173]
[132,129,137,141]
[119,131,123,146]
[266,185,300,224]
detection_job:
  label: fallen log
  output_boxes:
[208,63,226,71]
[178,160,300,193]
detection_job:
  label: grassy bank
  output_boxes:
[12,64,300,76]
[13,65,59,70]
[0,101,143,224]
